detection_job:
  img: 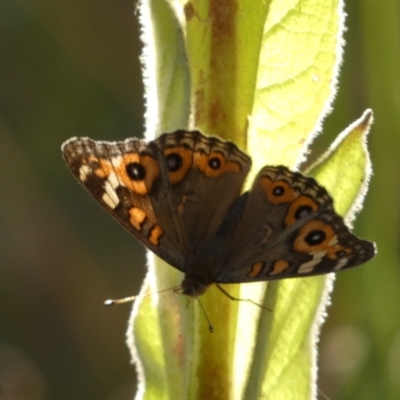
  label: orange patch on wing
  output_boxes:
[247,262,264,278]
[293,220,335,253]
[284,196,319,227]
[123,154,160,195]
[94,153,160,195]
[326,246,352,259]
[88,155,99,164]
[261,177,297,204]
[195,151,240,178]
[129,207,147,230]
[99,153,159,196]
[164,146,193,184]
[149,225,163,246]
[269,260,290,275]
[93,158,114,178]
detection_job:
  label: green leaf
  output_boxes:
[240,109,374,400]
[129,1,373,399]
[139,0,191,136]
[247,0,344,173]
[306,109,374,219]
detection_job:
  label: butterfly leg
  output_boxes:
[215,284,271,312]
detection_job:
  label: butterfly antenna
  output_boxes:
[105,285,181,306]
[195,296,214,333]
[317,388,331,400]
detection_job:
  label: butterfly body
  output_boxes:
[62,130,375,297]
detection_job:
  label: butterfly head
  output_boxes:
[180,272,212,297]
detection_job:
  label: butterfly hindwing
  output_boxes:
[214,166,375,283]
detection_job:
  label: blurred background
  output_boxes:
[0,1,399,399]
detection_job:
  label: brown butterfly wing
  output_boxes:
[154,131,252,253]
[214,166,375,283]
[62,136,186,270]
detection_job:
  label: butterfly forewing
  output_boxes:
[62,136,185,270]
[62,131,253,272]
[154,131,251,251]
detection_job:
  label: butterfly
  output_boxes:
[62,130,375,297]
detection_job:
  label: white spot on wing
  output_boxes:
[298,258,321,274]
[102,179,120,209]
[79,165,92,182]
[328,235,338,246]
[108,171,123,188]
[110,155,123,169]
[102,192,117,208]
[298,250,326,274]
[334,257,348,271]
